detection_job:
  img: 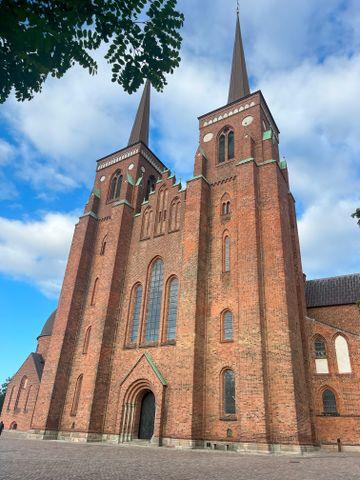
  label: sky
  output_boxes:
[0,0,360,384]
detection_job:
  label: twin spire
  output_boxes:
[128,9,250,147]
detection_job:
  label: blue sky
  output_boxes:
[0,0,360,385]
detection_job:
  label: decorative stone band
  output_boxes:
[97,145,164,175]
[202,101,256,127]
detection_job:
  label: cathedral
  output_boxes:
[2,13,360,454]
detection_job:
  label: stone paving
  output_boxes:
[1,432,360,480]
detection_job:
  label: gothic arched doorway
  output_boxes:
[138,391,155,440]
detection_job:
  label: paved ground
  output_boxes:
[1,433,360,480]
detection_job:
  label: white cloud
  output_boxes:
[0,212,78,297]
[299,199,360,279]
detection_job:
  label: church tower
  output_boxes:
[29,8,315,452]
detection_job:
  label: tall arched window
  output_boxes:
[145,259,164,343]
[223,369,236,415]
[145,175,156,201]
[223,236,230,272]
[108,170,122,202]
[219,134,226,163]
[71,375,83,416]
[218,127,235,164]
[130,284,143,343]
[222,310,233,341]
[90,278,99,306]
[83,326,91,354]
[314,336,329,374]
[221,193,231,216]
[335,335,352,374]
[166,277,179,341]
[322,389,338,416]
[228,131,234,160]
[7,385,15,411]
[100,235,107,256]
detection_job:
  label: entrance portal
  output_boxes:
[138,391,155,440]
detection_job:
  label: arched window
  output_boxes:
[228,131,234,160]
[335,335,352,374]
[219,134,226,163]
[100,235,107,256]
[222,310,233,341]
[108,170,122,202]
[7,385,15,411]
[90,278,99,306]
[145,259,164,343]
[314,336,329,374]
[71,375,83,416]
[130,284,143,343]
[83,326,91,354]
[166,277,179,341]
[223,236,230,273]
[169,197,181,232]
[218,128,235,164]
[221,193,231,216]
[14,376,27,411]
[24,385,32,412]
[223,369,236,415]
[145,175,156,201]
[156,187,168,235]
[322,389,338,416]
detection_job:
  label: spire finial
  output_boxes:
[128,80,151,146]
[236,0,239,15]
[228,6,250,104]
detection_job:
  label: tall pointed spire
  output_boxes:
[128,80,151,146]
[228,8,250,104]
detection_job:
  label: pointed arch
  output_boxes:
[220,193,231,216]
[141,206,153,240]
[83,326,91,354]
[90,277,99,306]
[144,258,164,343]
[322,388,338,416]
[145,175,156,201]
[156,186,168,235]
[100,235,108,256]
[169,197,181,232]
[14,376,28,411]
[223,233,231,273]
[218,126,235,164]
[70,374,83,416]
[128,283,143,344]
[165,276,179,342]
[7,385,15,411]
[313,335,329,374]
[335,335,351,374]
[108,170,123,202]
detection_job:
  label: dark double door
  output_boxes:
[138,391,155,440]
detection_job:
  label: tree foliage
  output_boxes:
[0,378,11,414]
[0,0,184,103]
[352,208,360,227]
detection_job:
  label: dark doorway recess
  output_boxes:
[138,391,155,440]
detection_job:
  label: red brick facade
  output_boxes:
[1,25,360,452]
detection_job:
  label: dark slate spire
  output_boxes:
[128,80,151,146]
[228,10,250,103]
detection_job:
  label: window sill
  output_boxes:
[321,413,340,417]
[220,339,234,344]
[161,340,176,346]
[220,415,237,422]
[124,343,137,350]
[140,236,151,241]
[139,342,159,348]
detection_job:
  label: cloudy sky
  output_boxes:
[0,0,359,384]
